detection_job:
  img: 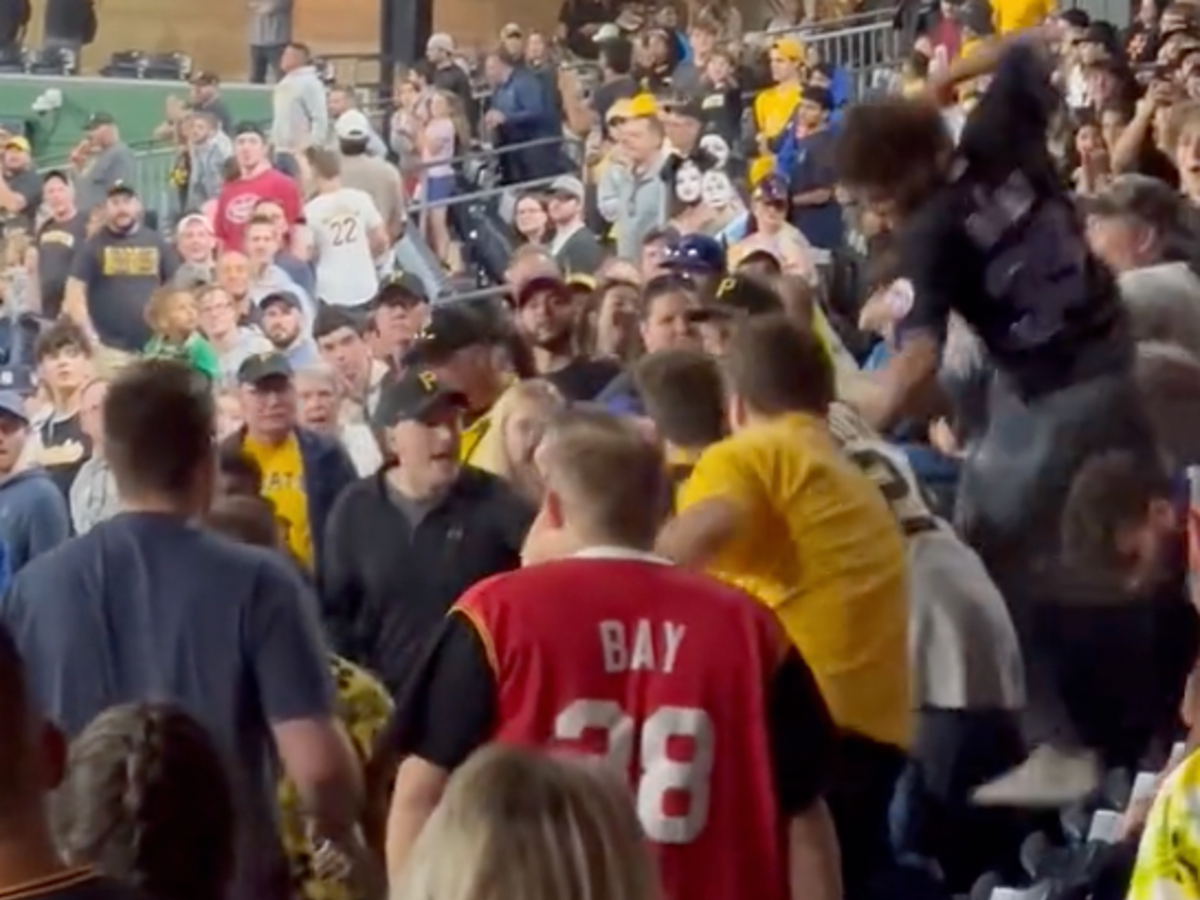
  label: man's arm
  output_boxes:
[657,442,758,569]
[317,491,366,661]
[852,332,941,433]
[361,196,388,258]
[656,496,743,569]
[384,613,496,878]
[249,557,364,847]
[303,82,330,149]
[504,75,548,127]
[64,241,99,333]
[0,172,30,215]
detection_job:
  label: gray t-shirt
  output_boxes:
[76,142,136,213]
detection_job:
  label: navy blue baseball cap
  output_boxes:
[661,234,726,276]
[0,390,28,424]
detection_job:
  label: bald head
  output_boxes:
[505,245,561,291]
[535,408,668,548]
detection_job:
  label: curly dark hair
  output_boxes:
[51,703,237,900]
[836,97,953,215]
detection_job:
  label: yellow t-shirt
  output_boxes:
[460,410,493,465]
[752,83,802,179]
[1130,749,1200,900]
[677,412,911,748]
[243,433,314,569]
[992,0,1053,33]
[279,655,393,900]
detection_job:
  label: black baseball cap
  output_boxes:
[689,274,784,321]
[373,368,466,428]
[237,351,294,385]
[375,271,429,307]
[515,275,573,308]
[752,174,789,206]
[664,95,705,121]
[402,303,496,365]
[106,180,136,198]
[259,290,303,312]
[84,111,115,130]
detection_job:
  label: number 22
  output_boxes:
[554,699,715,844]
[330,215,358,246]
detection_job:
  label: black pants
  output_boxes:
[892,707,1045,892]
[249,43,284,84]
[826,732,907,900]
[956,372,1159,568]
[955,373,1174,765]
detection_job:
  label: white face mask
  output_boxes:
[698,134,730,169]
[675,162,703,205]
[702,171,733,208]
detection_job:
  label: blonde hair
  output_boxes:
[470,379,565,481]
[1,231,31,269]
[431,89,471,151]
[392,745,661,900]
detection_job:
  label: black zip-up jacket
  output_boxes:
[317,467,533,694]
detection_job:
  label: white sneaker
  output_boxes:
[971,745,1100,807]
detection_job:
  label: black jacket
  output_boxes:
[318,467,533,693]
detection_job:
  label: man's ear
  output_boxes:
[1148,496,1179,532]
[543,486,566,531]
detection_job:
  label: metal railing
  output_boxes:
[38,146,179,224]
[761,7,905,98]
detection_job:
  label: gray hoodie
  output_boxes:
[271,65,329,152]
[0,468,71,572]
[597,154,669,261]
[186,132,234,212]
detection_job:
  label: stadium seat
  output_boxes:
[26,46,75,76]
[0,45,25,73]
[99,50,191,80]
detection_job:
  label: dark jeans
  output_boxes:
[956,373,1158,568]
[249,44,285,84]
[891,707,1042,893]
[955,373,1175,766]
[827,732,907,900]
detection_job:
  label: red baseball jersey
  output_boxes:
[454,553,792,900]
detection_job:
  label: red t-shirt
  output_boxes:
[213,168,303,251]
[455,555,792,900]
[929,18,962,62]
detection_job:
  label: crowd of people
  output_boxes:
[3,0,1200,900]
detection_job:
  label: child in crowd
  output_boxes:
[0,232,34,315]
[143,287,220,383]
[420,89,466,267]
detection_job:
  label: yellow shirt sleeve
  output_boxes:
[679,437,764,517]
[1130,752,1200,900]
[678,436,778,584]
